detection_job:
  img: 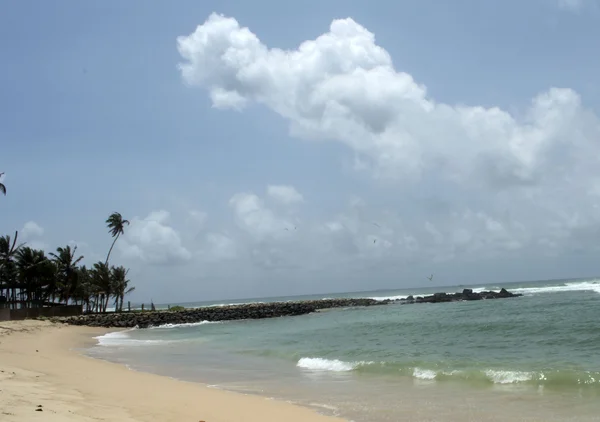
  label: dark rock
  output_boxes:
[498,288,511,298]
[52,298,384,328]
[52,289,522,329]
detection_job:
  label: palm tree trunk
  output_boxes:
[105,234,120,267]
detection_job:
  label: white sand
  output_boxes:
[0,320,344,422]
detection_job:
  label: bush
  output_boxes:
[169,305,185,312]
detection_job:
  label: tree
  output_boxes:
[105,212,129,266]
[0,172,6,196]
[15,247,56,307]
[111,266,135,312]
[91,261,111,312]
[0,231,24,305]
[49,245,84,305]
[1,230,135,313]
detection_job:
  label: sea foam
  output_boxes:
[368,280,600,302]
[510,281,600,296]
[484,370,533,384]
[147,320,222,329]
[297,357,370,372]
[94,330,175,347]
[412,367,437,380]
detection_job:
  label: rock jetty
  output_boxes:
[55,298,382,328]
[53,288,521,329]
[399,288,521,304]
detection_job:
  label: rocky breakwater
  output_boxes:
[54,298,383,328]
[400,288,522,304]
[52,289,522,329]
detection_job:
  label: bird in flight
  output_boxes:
[426,274,434,281]
[372,222,381,228]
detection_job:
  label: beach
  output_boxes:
[0,320,343,422]
[2,280,600,422]
[83,280,600,422]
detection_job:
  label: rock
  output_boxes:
[55,289,522,329]
[498,288,512,298]
[56,298,384,328]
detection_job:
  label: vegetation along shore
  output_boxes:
[0,193,135,314]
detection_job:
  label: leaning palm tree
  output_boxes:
[0,172,6,196]
[105,212,129,266]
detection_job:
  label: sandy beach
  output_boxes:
[0,320,344,422]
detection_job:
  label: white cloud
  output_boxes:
[178,14,599,191]
[229,192,295,240]
[267,185,304,204]
[53,14,598,301]
[19,221,48,251]
[202,232,237,261]
[118,210,192,266]
[175,14,600,267]
[21,221,44,239]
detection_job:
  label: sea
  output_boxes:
[86,278,600,422]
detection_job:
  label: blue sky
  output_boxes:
[1,0,600,303]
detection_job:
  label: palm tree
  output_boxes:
[0,172,6,196]
[15,247,56,307]
[73,265,94,312]
[111,266,135,312]
[1,231,136,313]
[0,231,23,261]
[91,261,111,312]
[0,231,24,306]
[105,212,129,266]
[50,245,84,305]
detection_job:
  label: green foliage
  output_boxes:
[106,212,130,238]
[105,212,130,266]
[0,232,135,313]
[169,305,185,312]
[0,171,6,196]
[0,211,136,313]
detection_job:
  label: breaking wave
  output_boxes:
[94,330,178,347]
[509,281,600,296]
[295,358,600,388]
[367,280,600,302]
[147,320,222,329]
[297,357,371,372]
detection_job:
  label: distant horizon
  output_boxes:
[147,275,599,307]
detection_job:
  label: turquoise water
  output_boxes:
[89,278,600,421]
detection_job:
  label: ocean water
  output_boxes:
[87,279,600,421]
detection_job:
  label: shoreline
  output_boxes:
[0,320,344,422]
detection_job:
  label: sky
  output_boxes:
[1,0,600,303]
